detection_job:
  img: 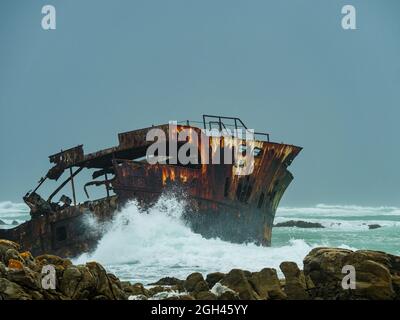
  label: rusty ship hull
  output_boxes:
[0,116,301,258]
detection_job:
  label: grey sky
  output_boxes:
[0,0,399,206]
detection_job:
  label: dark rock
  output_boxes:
[11,220,19,226]
[220,269,260,300]
[148,285,171,296]
[184,272,204,292]
[303,247,398,300]
[368,224,381,230]
[280,262,310,300]
[0,277,31,300]
[0,219,5,225]
[206,272,225,288]
[149,277,183,286]
[122,282,150,297]
[195,291,217,300]
[249,268,286,300]
[274,220,324,228]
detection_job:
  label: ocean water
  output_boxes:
[1,198,399,284]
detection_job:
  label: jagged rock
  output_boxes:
[184,272,205,292]
[60,266,82,298]
[219,291,240,300]
[4,248,23,266]
[280,262,310,300]
[303,247,398,300]
[249,268,286,300]
[35,254,72,269]
[128,294,148,300]
[195,291,217,300]
[165,294,195,300]
[206,272,225,288]
[0,219,5,225]
[12,220,19,225]
[6,267,41,290]
[86,262,127,299]
[19,251,36,269]
[149,277,183,286]
[122,282,150,297]
[149,285,171,296]
[8,259,24,270]
[0,277,31,300]
[220,269,260,300]
[274,220,324,228]
[0,240,20,263]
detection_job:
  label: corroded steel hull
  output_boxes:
[0,116,301,258]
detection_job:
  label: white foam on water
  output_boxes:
[0,201,30,226]
[75,196,354,283]
[277,204,400,217]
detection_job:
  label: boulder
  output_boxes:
[206,272,225,288]
[303,247,397,300]
[274,220,324,228]
[220,269,260,300]
[368,224,381,230]
[249,268,286,300]
[0,240,20,264]
[184,272,205,292]
[195,291,217,300]
[122,282,150,297]
[280,262,310,300]
[0,277,31,300]
[86,262,127,299]
[149,277,183,286]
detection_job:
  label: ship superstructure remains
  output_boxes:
[0,115,301,257]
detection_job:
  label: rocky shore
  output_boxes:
[1,239,399,300]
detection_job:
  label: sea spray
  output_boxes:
[75,195,318,283]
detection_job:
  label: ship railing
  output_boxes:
[177,115,270,142]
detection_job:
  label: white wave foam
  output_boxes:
[75,196,355,283]
[277,204,400,217]
[274,216,400,231]
[0,201,30,226]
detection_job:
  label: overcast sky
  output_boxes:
[1,0,399,206]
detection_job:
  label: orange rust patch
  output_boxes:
[19,251,32,260]
[8,259,24,270]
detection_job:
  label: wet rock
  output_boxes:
[0,219,5,225]
[368,224,381,230]
[4,248,23,265]
[303,247,398,300]
[122,282,150,297]
[0,240,20,263]
[8,259,24,270]
[148,285,171,296]
[220,269,260,300]
[206,272,225,288]
[165,294,195,300]
[12,220,19,226]
[274,220,324,228]
[184,272,205,292]
[86,262,127,299]
[149,277,183,286]
[6,266,41,290]
[195,291,217,300]
[128,294,148,300]
[0,277,31,300]
[280,262,310,300]
[249,268,286,300]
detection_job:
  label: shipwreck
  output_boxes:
[0,115,301,257]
